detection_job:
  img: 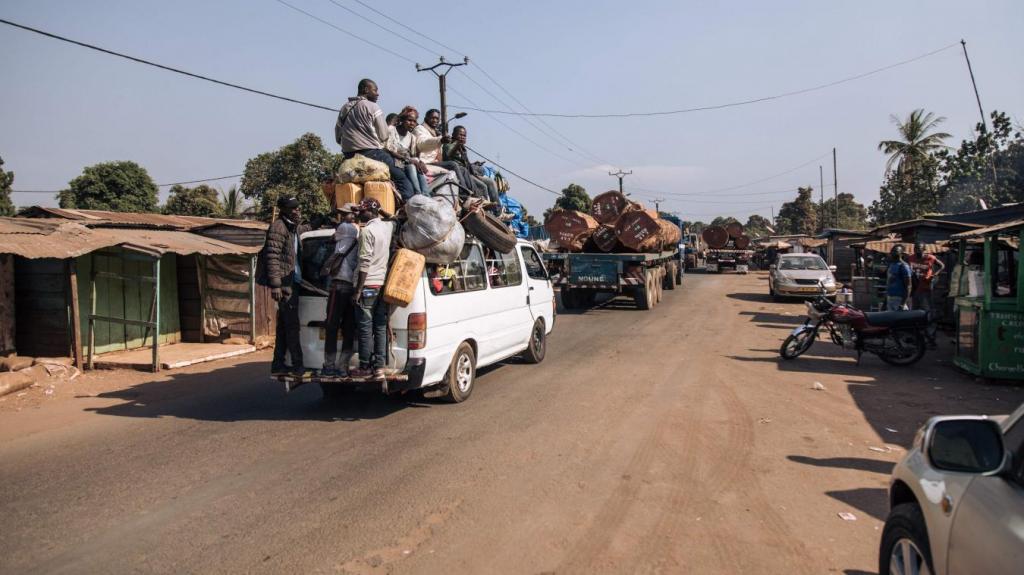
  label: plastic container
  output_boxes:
[322,183,363,210]
[383,249,425,307]
[363,181,397,216]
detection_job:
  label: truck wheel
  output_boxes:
[560,288,576,310]
[676,261,683,285]
[523,319,546,364]
[664,263,677,290]
[633,273,653,311]
[442,342,476,403]
[654,269,664,303]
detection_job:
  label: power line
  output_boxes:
[632,183,835,199]
[272,0,417,64]
[348,0,465,58]
[13,173,245,193]
[451,43,960,118]
[0,17,340,113]
[465,145,561,196]
[322,0,443,59]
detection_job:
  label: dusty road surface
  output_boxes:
[2,272,1022,574]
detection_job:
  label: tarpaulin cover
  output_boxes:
[500,194,529,239]
[202,254,253,338]
[400,195,465,264]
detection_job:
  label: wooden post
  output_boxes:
[88,254,97,370]
[152,257,161,373]
[249,255,257,344]
[67,259,84,369]
[198,255,206,344]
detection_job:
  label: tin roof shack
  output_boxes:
[950,219,1024,380]
[816,229,871,284]
[0,217,261,372]
[930,203,1024,227]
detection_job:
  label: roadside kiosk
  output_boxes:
[950,219,1024,380]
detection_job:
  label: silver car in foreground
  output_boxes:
[880,402,1024,574]
[768,253,838,300]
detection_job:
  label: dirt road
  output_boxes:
[2,272,1021,574]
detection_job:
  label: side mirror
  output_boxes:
[925,417,1006,475]
[828,265,838,272]
[769,264,776,271]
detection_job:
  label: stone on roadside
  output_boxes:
[811,381,826,391]
[0,355,35,372]
[222,337,249,346]
[0,371,34,397]
[32,357,74,367]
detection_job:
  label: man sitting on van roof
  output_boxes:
[335,78,415,201]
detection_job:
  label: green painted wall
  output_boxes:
[77,250,180,355]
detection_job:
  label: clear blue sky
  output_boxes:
[2,0,1022,223]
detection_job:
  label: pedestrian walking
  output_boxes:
[350,198,395,378]
[265,196,311,375]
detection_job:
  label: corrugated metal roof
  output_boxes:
[870,218,980,234]
[19,206,267,231]
[950,218,1024,240]
[0,217,259,259]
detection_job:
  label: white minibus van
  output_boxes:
[288,230,555,402]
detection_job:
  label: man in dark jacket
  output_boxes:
[266,196,311,375]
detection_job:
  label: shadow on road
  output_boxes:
[726,292,775,303]
[787,455,894,475]
[826,487,890,521]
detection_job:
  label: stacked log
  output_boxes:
[591,191,638,224]
[702,224,752,250]
[591,224,620,252]
[544,210,598,249]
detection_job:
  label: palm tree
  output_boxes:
[878,109,952,174]
[220,185,244,219]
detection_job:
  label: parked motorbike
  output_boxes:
[779,283,929,366]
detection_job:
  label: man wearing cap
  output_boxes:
[319,203,361,377]
[266,196,311,375]
[350,198,395,378]
[335,78,415,201]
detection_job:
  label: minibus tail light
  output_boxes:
[408,313,426,350]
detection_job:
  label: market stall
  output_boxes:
[949,219,1023,380]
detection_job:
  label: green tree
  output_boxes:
[163,184,223,217]
[878,109,951,175]
[543,183,591,221]
[0,156,14,217]
[744,214,773,238]
[680,220,706,234]
[936,111,1024,213]
[59,161,159,212]
[240,133,340,221]
[775,187,818,235]
[818,193,869,230]
[220,185,245,218]
[710,216,739,227]
[869,158,941,225]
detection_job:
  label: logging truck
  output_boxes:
[542,249,682,311]
[701,222,753,273]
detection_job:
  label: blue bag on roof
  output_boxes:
[500,194,529,239]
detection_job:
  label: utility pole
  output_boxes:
[819,165,824,231]
[652,198,665,213]
[416,56,469,135]
[770,205,775,228]
[608,169,632,194]
[960,39,988,132]
[832,148,839,229]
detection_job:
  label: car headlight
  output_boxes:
[822,277,836,286]
[777,275,795,285]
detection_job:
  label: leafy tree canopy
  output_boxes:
[775,187,818,236]
[709,216,739,227]
[0,155,14,217]
[163,184,223,217]
[59,161,159,212]
[220,185,245,219]
[936,111,1024,213]
[744,214,773,238]
[240,133,339,221]
[543,183,591,221]
[818,193,869,231]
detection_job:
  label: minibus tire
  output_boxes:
[523,319,546,364]
[464,211,517,253]
[442,342,477,403]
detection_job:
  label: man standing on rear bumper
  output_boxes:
[351,199,395,378]
[320,203,360,377]
[266,196,311,375]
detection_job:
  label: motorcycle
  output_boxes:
[779,283,929,366]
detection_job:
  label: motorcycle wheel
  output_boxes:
[877,330,927,366]
[780,330,815,360]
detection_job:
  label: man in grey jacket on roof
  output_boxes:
[335,78,414,200]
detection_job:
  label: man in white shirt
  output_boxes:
[319,203,360,377]
[386,113,429,196]
[350,199,395,378]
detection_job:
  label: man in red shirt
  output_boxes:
[908,242,945,348]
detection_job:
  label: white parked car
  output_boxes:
[880,402,1024,574]
[293,231,556,402]
[768,253,838,299]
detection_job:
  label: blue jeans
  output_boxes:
[886,296,907,311]
[345,149,415,201]
[403,163,429,196]
[357,287,389,369]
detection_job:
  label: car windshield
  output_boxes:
[779,256,827,271]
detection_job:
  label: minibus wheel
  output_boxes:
[523,319,547,364]
[443,342,476,403]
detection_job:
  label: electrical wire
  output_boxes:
[348,0,465,58]
[322,0,444,59]
[464,145,561,196]
[272,0,417,64]
[13,173,245,193]
[0,17,340,113]
[450,43,960,118]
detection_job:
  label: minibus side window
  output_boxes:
[425,244,487,295]
[485,248,523,288]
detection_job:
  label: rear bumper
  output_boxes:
[279,357,426,394]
